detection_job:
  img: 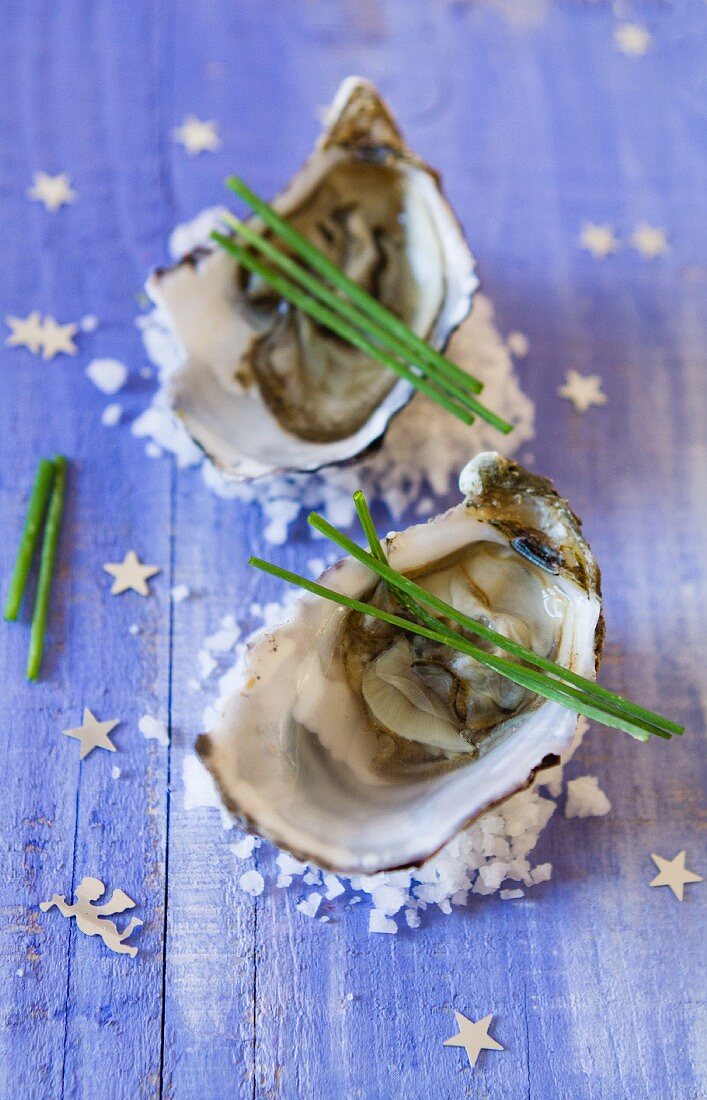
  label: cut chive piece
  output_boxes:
[307,506,683,740]
[352,490,386,564]
[26,455,67,681]
[226,175,486,398]
[222,213,486,414]
[212,231,475,426]
[4,458,56,621]
[248,555,668,742]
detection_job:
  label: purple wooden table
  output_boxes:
[1,3,705,1097]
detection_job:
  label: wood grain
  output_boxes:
[0,2,704,1097]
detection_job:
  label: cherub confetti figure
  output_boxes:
[40,877,143,957]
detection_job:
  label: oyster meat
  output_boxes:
[148,76,479,480]
[198,454,603,873]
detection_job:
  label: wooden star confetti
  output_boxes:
[62,708,119,759]
[40,316,78,360]
[5,311,45,354]
[103,550,161,596]
[172,115,221,155]
[630,223,670,259]
[558,369,607,413]
[27,171,77,211]
[40,876,142,957]
[649,851,703,901]
[579,222,620,259]
[444,1011,504,1069]
[614,23,651,56]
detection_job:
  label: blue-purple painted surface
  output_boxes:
[0,3,705,1098]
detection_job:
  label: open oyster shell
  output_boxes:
[148,76,479,481]
[197,454,603,874]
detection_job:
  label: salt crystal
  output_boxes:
[371,885,406,915]
[277,852,308,876]
[239,870,264,897]
[204,624,239,653]
[319,915,330,923]
[86,357,128,394]
[139,714,169,747]
[369,910,397,934]
[232,835,256,859]
[437,899,452,914]
[101,403,122,426]
[182,753,233,830]
[15,967,24,977]
[565,776,612,819]
[277,875,292,889]
[198,649,217,679]
[507,331,529,357]
[171,584,190,603]
[128,623,140,636]
[405,909,421,929]
[530,863,552,885]
[324,873,345,900]
[297,892,322,919]
[500,889,525,900]
[111,765,121,779]
[303,871,321,887]
[80,314,99,332]
[348,896,362,906]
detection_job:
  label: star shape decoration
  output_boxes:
[63,708,119,759]
[444,1011,504,1069]
[614,23,651,56]
[27,171,77,211]
[5,311,45,354]
[172,115,221,155]
[40,316,78,360]
[103,550,161,596]
[649,851,703,901]
[557,369,607,413]
[579,222,620,259]
[630,223,669,259]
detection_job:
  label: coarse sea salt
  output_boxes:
[181,602,597,933]
[101,403,122,427]
[239,870,265,897]
[131,207,535,546]
[565,775,612,819]
[139,714,169,747]
[171,583,190,604]
[86,357,128,394]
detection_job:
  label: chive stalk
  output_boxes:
[221,213,486,414]
[248,555,671,742]
[26,456,67,681]
[4,458,56,621]
[308,508,682,739]
[226,176,487,399]
[212,231,475,426]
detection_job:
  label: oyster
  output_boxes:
[197,453,603,873]
[148,76,479,480]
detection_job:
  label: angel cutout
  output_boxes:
[40,876,143,957]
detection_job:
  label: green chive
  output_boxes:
[4,458,56,621]
[248,555,668,742]
[222,213,487,415]
[307,507,682,740]
[26,455,67,681]
[226,176,487,399]
[212,231,475,426]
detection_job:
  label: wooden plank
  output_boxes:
[0,2,174,1096]
[0,0,704,1097]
